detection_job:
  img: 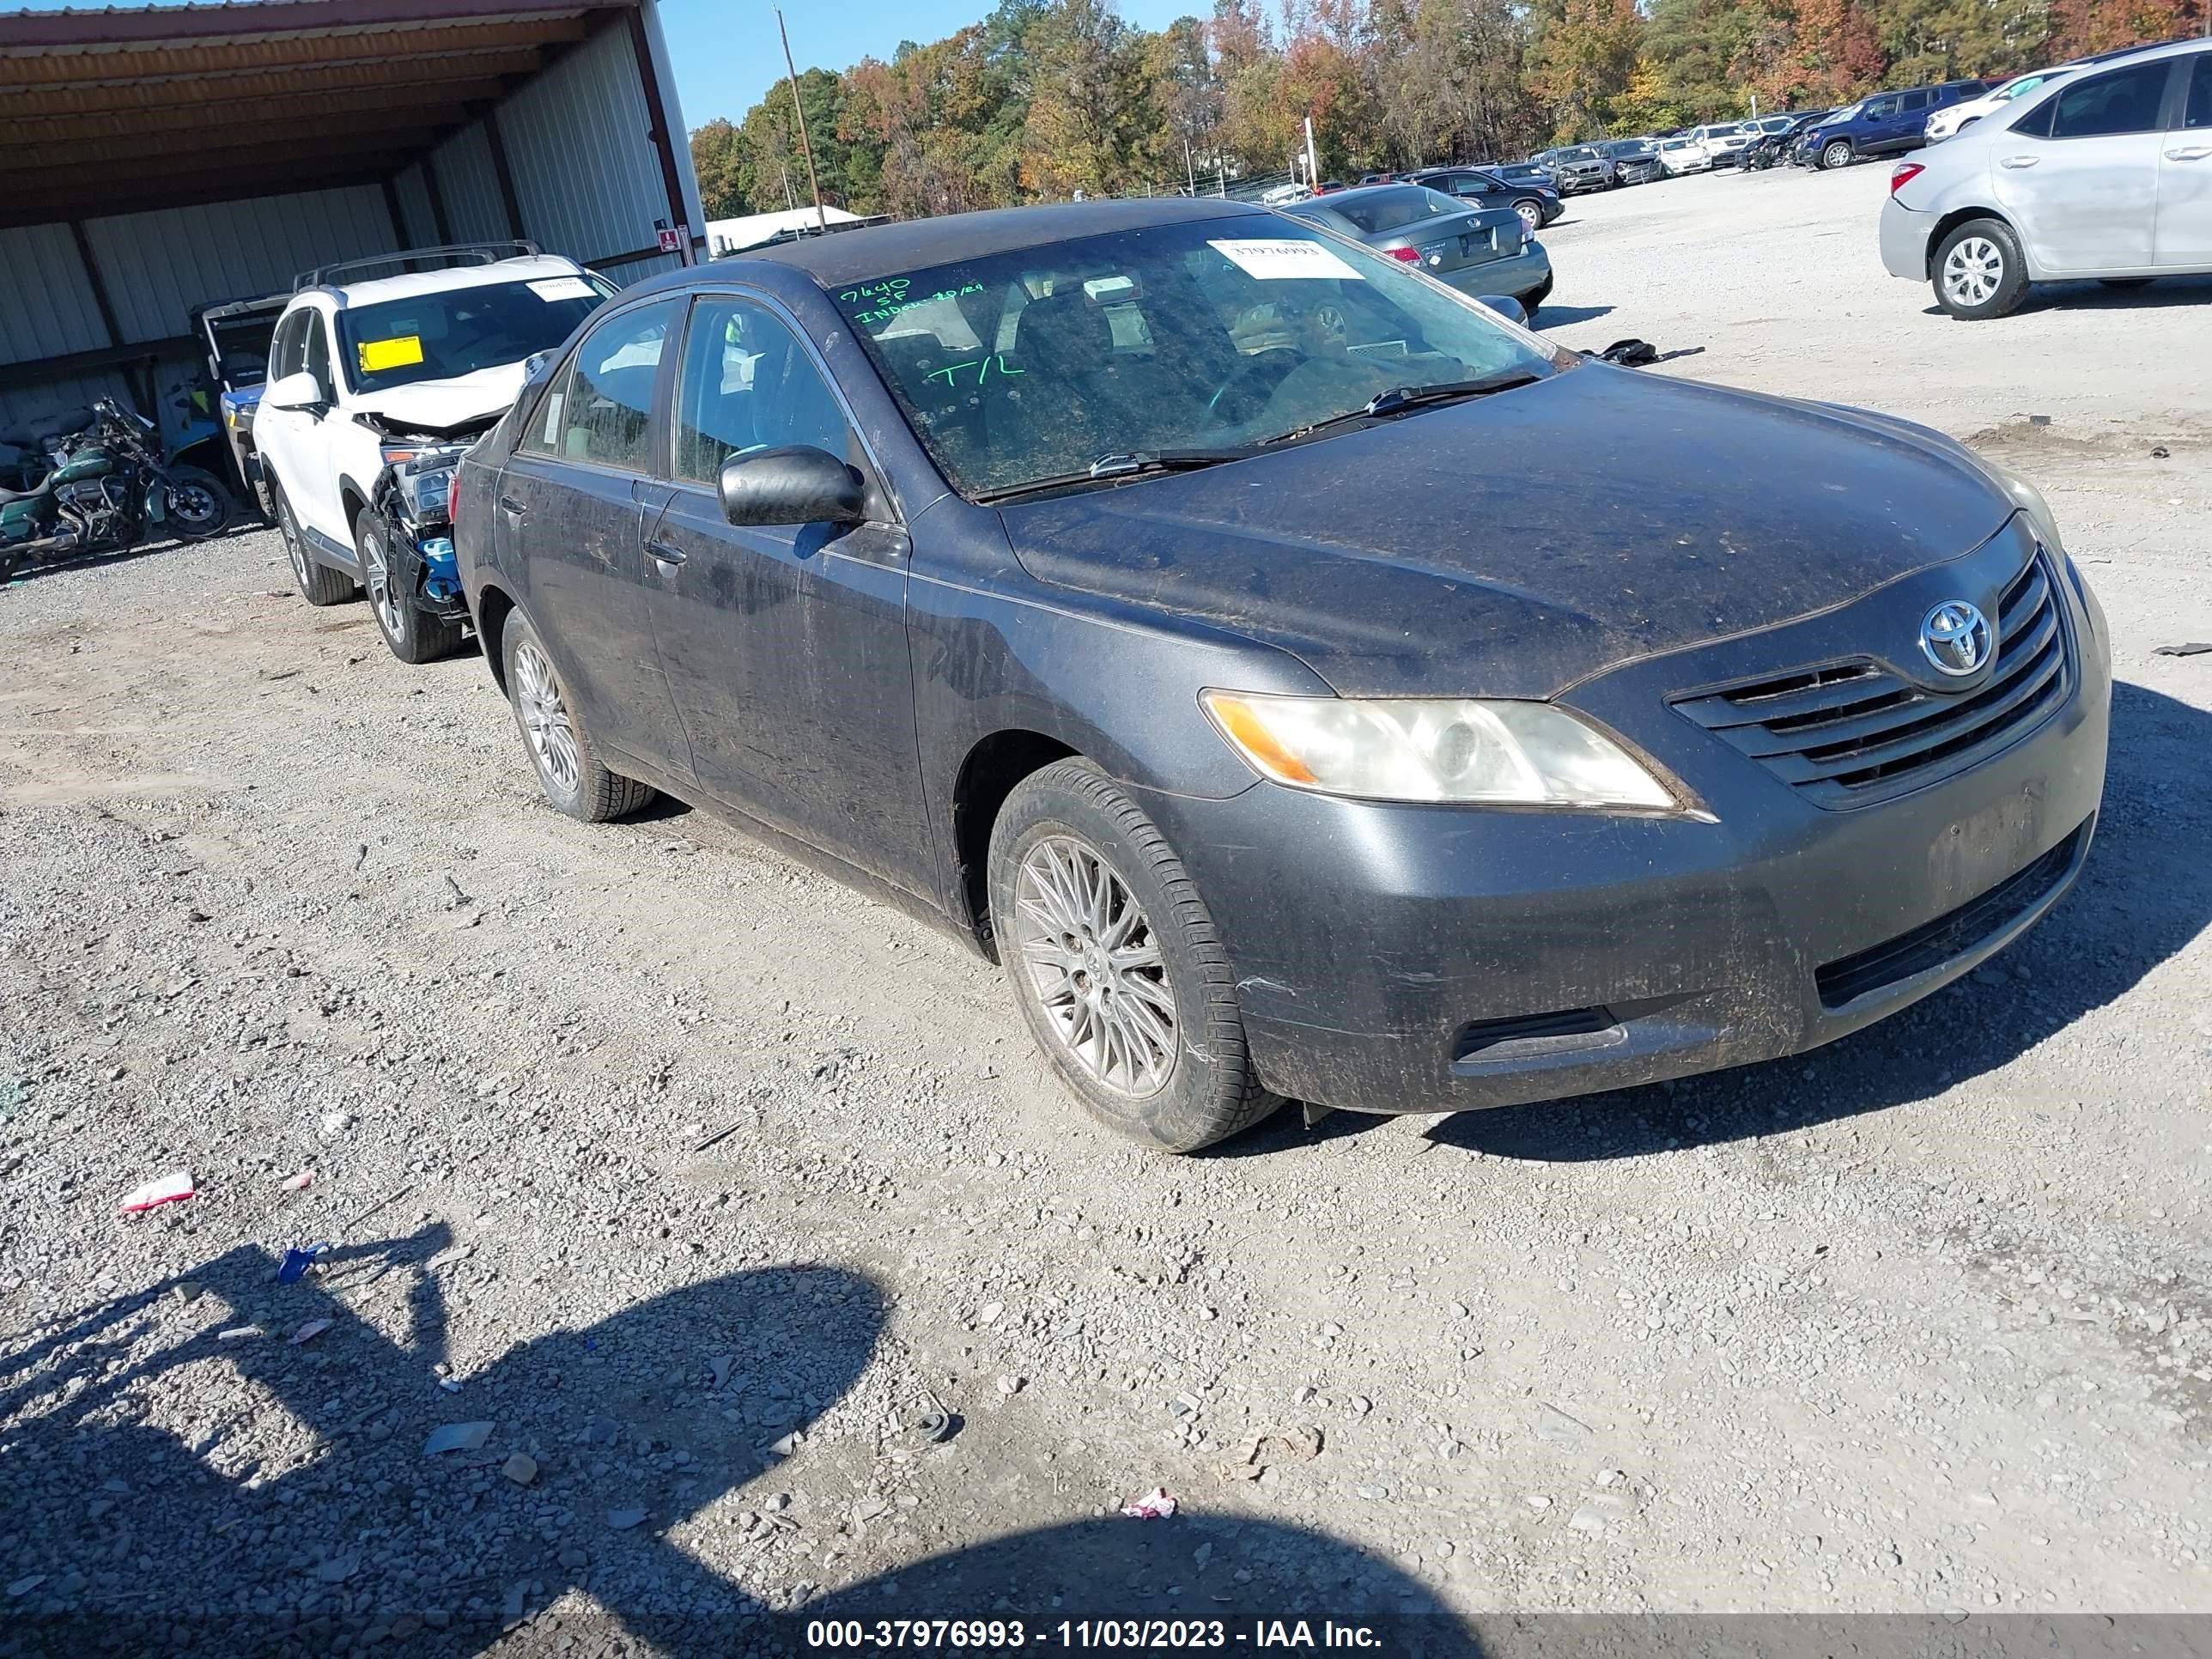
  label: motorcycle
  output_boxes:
[0,398,232,582]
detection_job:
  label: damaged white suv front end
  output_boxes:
[253,246,614,663]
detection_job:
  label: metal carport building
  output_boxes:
[0,0,705,435]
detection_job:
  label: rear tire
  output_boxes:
[1934,218,2029,320]
[499,608,655,823]
[1820,140,1853,170]
[272,482,354,606]
[161,467,232,540]
[358,515,464,665]
[988,758,1281,1153]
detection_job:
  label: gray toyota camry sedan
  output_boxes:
[454,198,2109,1152]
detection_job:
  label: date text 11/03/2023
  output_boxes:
[803,1619,1389,1649]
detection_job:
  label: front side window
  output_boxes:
[2046,60,2171,137]
[529,300,677,471]
[337,276,614,396]
[269,312,306,382]
[842,216,1563,498]
[301,314,333,398]
[672,296,851,485]
[2184,53,2211,128]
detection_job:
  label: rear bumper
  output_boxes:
[1140,538,2112,1116]
[1881,198,1932,280]
[1440,243,1550,302]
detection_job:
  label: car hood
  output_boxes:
[999,365,2015,700]
[349,362,529,434]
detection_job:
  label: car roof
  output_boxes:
[295,253,587,310]
[658,198,1274,291]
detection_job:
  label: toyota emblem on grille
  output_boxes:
[1920,599,1993,677]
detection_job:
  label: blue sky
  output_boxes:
[664,0,1198,127]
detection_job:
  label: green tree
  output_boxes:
[689,118,747,218]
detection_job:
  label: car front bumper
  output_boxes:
[1439,242,1550,302]
[1142,526,2111,1116]
[1880,197,1932,279]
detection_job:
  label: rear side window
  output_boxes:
[1900,88,1934,112]
[2187,53,2212,128]
[671,296,851,485]
[2046,60,2171,137]
[525,300,676,470]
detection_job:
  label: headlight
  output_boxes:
[1200,691,1677,809]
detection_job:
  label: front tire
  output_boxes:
[500,609,654,823]
[1820,140,1853,170]
[1934,218,2029,319]
[358,515,464,665]
[1513,198,1544,231]
[272,482,354,606]
[988,759,1280,1152]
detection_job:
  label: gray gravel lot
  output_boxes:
[2,167,2208,1656]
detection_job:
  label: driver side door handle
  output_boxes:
[2166,145,2212,161]
[1999,155,2039,168]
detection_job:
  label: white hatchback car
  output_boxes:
[256,246,614,659]
[1881,40,2212,319]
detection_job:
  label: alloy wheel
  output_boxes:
[170,482,221,532]
[513,639,580,795]
[1516,201,1541,230]
[1822,141,1850,169]
[1012,833,1178,1099]
[1942,237,2005,308]
[361,525,404,638]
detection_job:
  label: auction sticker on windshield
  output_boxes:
[357,336,424,373]
[1209,240,1362,282]
[527,276,597,302]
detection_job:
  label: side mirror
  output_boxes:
[265,371,325,412]
[719,445,866,528]
[1475,295,1528,325]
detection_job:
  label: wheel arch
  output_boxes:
[474,578,520,693]
[949,727,1081,958]
[1925,206,2016,279]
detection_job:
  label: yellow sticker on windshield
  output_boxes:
[358,336,424,373]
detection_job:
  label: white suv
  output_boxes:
[256,246,613,660]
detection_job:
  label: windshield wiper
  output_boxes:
[1258,369,1544,446]
[972,447,1256,504]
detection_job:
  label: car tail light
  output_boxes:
[1387,246,1422,263]
[1890,162,1924,193]
[447,469,462,525]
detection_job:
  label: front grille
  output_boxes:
[1814,817,2088,1007]
[1673,549,2072,810]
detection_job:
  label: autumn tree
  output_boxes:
[1526,0,1644,137]
[1023,0,1152,196]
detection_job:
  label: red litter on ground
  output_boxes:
[282,1170,315,1192]
[1121,1487,1177,1519]
[118,1170,195,1213]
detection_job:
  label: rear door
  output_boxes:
[1998,58,2173,273]
[639,291,931,893]
[494,297,694,781]
[2154,52,2212,270]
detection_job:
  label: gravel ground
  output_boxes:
[3,167,2208,1657]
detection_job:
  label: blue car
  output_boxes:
[1800,78,1994,169]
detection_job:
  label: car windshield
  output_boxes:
[842,217,1562,498]
[338,276,612,394]
[1827,102,1863,120]
[2001,70,2065,99]
[208,312,281,388]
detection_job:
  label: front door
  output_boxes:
[2154,53,2212,270]
[1998,58,2172,274]
[640,292,933,895]
[257,309,346,548]
[494,297,693,782]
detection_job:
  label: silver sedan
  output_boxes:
[1283,184,1553,316]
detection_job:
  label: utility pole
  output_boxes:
[1183,138,1197,196]
[775,9,829,235]
[1304,115,1320,194]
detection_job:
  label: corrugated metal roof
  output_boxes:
[0,0,636,228]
